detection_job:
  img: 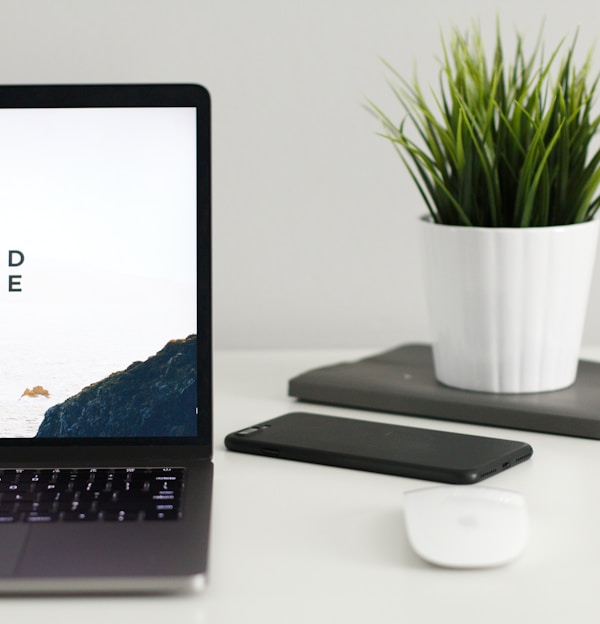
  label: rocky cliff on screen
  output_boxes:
[36,335,197,437]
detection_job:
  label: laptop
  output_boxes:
[0,83,212,593]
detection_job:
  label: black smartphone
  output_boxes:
[224,412,533,484]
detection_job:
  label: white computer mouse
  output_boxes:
[403,485,528,568]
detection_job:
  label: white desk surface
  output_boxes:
[3,347,600,623]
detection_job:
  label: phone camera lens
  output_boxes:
[237,427,260,436]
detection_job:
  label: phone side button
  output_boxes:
[262,447,280,457]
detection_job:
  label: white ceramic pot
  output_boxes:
[420,216,600,393]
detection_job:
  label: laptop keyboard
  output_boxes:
[0,467,184,523]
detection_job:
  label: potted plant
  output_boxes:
[371,22,600,393]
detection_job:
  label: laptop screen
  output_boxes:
[0,85,211,444]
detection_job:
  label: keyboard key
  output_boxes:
[62,511,99,522]
[24,513,59,523]
[102,511,140,522]
[145,510,180,521]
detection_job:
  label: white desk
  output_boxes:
[3,348,600,623]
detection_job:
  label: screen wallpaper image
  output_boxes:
[0,106,198,438]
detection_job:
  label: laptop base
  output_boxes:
[0,574,206,595]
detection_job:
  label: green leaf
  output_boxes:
[369,20,600,226]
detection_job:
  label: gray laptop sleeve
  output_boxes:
[288,344,600,439]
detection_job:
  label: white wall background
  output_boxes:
[1,0,600,349]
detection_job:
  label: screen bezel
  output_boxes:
[0,84,212,452]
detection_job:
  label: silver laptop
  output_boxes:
[0,83,212,593]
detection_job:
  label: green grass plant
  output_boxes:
[371,22,600,227]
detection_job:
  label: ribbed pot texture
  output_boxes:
[420,217,600,393]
